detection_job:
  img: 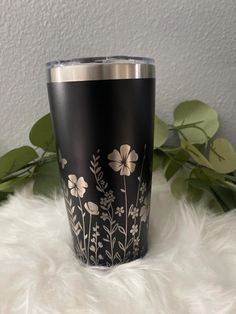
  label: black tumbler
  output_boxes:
[46,56,155,266]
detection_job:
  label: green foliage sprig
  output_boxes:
[0,114,60,201]
[0,100,236,212]
[153,100,236,212]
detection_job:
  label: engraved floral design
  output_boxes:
[129,206,139,219]
[108,144,138,176]
[84,202,99,215]
[58,150,68,169]
[61,158,68,169]
[62,144,150,266]
[100,190,116,208]
[140,182,146,194]
[130,224,138,236]
[115,206,125,216]
[140,196,150,223]
[68,175,88,198]
[100,212,109,221]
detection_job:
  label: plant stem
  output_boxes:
[136,145,146,207]
[78,197,87,261]
[123,175,128,261]
[0,154,57,183]
[87,214,92,261]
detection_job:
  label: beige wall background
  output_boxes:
[1,0,236,154]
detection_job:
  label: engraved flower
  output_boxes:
[140,182,147,194]
[139,196,144,204]
[100,212,109,221]
[108,144,138,176]
[84,201,99,215]
[58,150,67,169]
[61,158,67,169]
[98,241,103,248]
[115,206,125,216]
[129,207,139,219]
[133,237,140,247]
[68,175,88,198]
[130,224,138,236]
[100,190,115,208]
[140,197,150,223]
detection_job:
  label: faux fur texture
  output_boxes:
[0,171,236,314]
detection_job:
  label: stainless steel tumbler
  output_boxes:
[46,56,155,266]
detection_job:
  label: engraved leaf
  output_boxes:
[105,250,112,259]
[118,226,126,235]
[127,238,134,248]
[96,185,103,192]
[114,252,122,262]
[89,167,95,174]
[112,224,118,233]
[118,241,125,251]
[90,255,95,262]
[90,245,96,252]
[103,225,110,234]
[98,172,103,180]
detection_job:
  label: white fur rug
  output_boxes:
[0,171,236,314]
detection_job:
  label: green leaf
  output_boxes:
[186,185,204,203]
[33,160,61,197]
[208,198,224,213]
[160,147,180,153]
[0,146,38,179]
[209,138,236,174]
[165,149,189,181]
[152,150,164,171]
[201,168,224,182]
[0,192,9,203]
[181,140,212,168]
[173,100,219,144]
[188,178,211,192]
[171,176,188,199]
[0,177,30,192]
[223,181,236,192]
[211,185,236,212]
[154,116,169,148]
[29,113,56,152]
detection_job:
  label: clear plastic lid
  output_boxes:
[47,56,155,82]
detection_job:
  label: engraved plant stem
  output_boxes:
[138,218,142,239]
[93,164,114,264]
[134,145,146,249]
[135,146,146,207]
[110,208,114,264]
[78,196,87,258]
[65,197,87,261]
[87,214,92,259]
[123,175,128,260]
[95,222,98,265]
[76,239,87,261]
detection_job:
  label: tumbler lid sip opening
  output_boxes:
[46,56,155,82]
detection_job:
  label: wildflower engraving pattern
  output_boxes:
[62,144,150,266]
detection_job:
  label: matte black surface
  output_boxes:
[47,78,155,266]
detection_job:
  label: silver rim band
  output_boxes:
[47,62,155,82]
